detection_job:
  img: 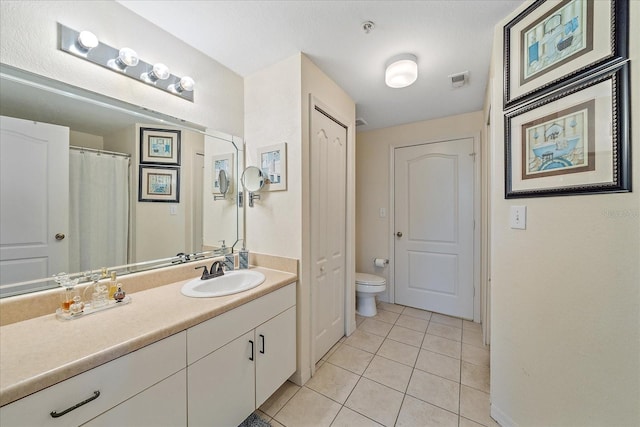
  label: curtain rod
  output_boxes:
[70,145,131,158]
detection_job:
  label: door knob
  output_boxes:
[396,232,403,237]
[55,233,65,241]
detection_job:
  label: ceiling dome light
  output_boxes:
[115,47,139,69]
[385,54,418,88]
[76,30,98,52]
[175,76,195,92]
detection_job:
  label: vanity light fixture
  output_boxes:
[385,53,418,88]
[76,30,99,52]
[173,76,195,93]
[114,47,139,70]
[143,63,170,83]
[58,24,195,102]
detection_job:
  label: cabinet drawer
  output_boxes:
[187,282,295,365]
[0,332,186,427]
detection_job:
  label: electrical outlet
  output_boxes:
[510,206,526,229]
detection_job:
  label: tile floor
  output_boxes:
[255,302,494,427]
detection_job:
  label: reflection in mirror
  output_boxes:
[0,65,243,298]
[219,170,229,195]
[242,166,265,208]
[241,166,265,192]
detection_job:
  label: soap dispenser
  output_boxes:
[224,252,235,271]
[221,240,234,271]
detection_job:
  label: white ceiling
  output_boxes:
[118,0,524,132]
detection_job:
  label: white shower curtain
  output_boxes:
[69,150,129,273]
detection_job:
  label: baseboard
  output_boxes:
[491,403,517,427]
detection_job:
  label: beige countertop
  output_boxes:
[0,266,297,407]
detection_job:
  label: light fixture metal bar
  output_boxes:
[58,24,194,102]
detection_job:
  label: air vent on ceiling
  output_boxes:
[449,71,469,88]
[355,117,368,126]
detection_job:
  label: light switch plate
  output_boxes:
[510,206,526,229]
[170,205,177,215]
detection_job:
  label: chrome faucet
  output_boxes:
[194,260,225,280]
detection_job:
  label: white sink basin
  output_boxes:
[181,270,266,298]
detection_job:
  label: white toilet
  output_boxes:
[356,272,387,317]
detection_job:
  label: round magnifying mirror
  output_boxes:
[241,166,265,192]
[218,169,229,195]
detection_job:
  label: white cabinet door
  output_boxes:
[255,306,296,408]
[187,330,255,427]
[82,370,186,427]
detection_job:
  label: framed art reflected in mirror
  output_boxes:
[140,127,181,165]
[138,165,180,202]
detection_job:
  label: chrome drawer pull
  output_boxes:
[50,390,100,418]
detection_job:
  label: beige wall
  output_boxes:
[356,111,484,307]
[0,0,243,137]
[244,54,303,258]
[488,2,640,426]
[244,53,355,385]
[134,125,205,262]
[70,130,103,150]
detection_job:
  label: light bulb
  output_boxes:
[147,63,170,82]
[176,76,195,92]
[115,47,139,69]
[76,31,98,51]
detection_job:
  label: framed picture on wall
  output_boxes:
[138,165,180,202]
[503,0,628,109]
[140,127,181,165]
[504,63,630,198]
[258,143,287,191]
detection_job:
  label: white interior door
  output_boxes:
[0,116,69,292]
[394,138,475,319]
[311,107,347,363]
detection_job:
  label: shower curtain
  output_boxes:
[68,150,129,273]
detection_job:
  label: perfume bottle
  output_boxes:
[54,273,78,312]
[113,285,126,302]
[69,295,84,315]
[108,271,118,300]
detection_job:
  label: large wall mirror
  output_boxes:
[0,64,243,298]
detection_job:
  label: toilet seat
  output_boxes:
[355,273,386,286]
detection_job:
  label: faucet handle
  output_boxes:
[195,265,209,279]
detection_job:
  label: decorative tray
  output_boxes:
[55,296,132,321]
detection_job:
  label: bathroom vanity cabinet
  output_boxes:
[0,278,297,427]
[187,283,296,426]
